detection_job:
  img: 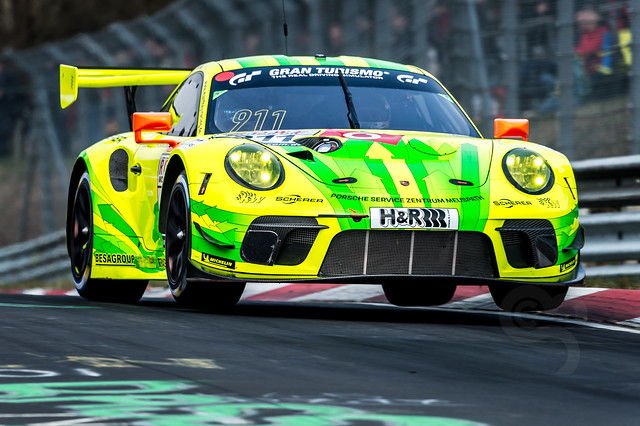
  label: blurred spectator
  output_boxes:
[575,5,613,97]
[145,36,172,68]
[475,0,501,77]
[244,31,261,56]
[536,58,588,113]
[474,0,504,117]
[605,6,632,95]
[391,5,412,64]
[616,8,632,69]
[327,23,344,56]
[524,1,556,56]
[519,1,558,110]
[575,6,609,73]
[427,1,451,79]
[355,15,373,58]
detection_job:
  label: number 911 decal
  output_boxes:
[370,207,459,229]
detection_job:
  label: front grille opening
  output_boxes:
[455,232,498,276]
[319,230,497,278]
[411,232,456,275]
[319,231,366,275]
[366,232,412,275]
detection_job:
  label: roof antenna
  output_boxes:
[281,0,289,55]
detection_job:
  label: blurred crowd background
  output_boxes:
[0,0,635,245]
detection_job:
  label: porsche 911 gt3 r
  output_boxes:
[61,54,584,311]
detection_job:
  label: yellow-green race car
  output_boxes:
[61,54,584,311]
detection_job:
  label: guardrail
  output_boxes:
[0,155,638,285]
[573,154,640,276]
[572,155,640,209]
[0,229,69,286]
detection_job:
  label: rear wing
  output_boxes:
[59,64,191,109]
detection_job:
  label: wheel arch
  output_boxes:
[158,155,186,235]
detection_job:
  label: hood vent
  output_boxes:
[288,150,315,161]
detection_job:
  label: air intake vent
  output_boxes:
[109,149,128,192]
[241,216,327,266]
[498,219,557,268]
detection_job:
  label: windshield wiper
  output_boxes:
[338,69,360,129]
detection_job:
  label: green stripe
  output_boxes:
[365,160,402,209]
[316,57,348,66]
[278,147,367,217]
[362,58,411,71]
[275,56,301,66]
[405,161,431,206]
[228,55,418,71]
[0,303,95,309]
[97,204,137,237]
[458,144,485,231]
[191,200,254,229]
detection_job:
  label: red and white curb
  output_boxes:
[6,284,640,329]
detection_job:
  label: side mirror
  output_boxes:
[133,112,178,148]
[494,118,529,141]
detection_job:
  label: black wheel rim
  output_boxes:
[166,184,188,290]
[71,180,92,281]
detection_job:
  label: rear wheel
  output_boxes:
[68,171,148,303]
[489,283,568,312]
[165,172,245,309]
[382,283,457,306]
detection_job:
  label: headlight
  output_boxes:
[313,138,342,153]
[502,148,554,194]
[225,144,284,190]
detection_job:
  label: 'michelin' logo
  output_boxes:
[559,256,577,273]
[201,253,235,269]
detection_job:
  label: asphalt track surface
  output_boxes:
[1,291,639,425]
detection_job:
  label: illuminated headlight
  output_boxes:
[502,148,554,194]
[225,144,284,190]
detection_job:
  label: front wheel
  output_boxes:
[68,170,148,303]
[489,284,568,312]
[382,283,457,307]
[165,172,245,309]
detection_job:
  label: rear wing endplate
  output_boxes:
[60,64,191,109]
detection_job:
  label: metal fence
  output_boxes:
[0,0,637,251]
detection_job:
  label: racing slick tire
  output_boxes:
[488,283,568,312]
[382,283,457,307]
[165,172,245,310]
[69,171,148,303]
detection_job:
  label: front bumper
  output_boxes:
[187,215,584,287]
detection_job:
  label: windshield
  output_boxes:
[206,67,480,138]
